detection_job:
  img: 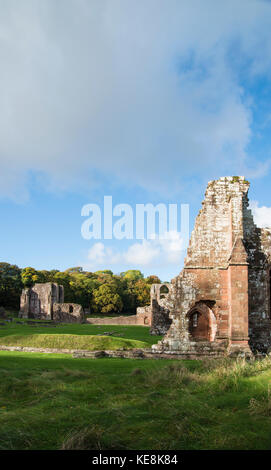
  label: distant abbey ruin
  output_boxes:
[19,282,84,323]
[19,176,271,357]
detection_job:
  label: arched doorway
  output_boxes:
[188,310,210,340]
[187,302,217,342]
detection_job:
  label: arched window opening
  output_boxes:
[192,312,198,327]
[159,285,169,299]
[69,305,74,313]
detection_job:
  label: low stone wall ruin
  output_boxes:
[86,311,151,326]
[53,303,84,323]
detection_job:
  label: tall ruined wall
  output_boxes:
[244,213,271,352]
[135,284,172,335]
[149,284,172,335]
[20,283,64,319]
[185,176,249,267]
[153,176,265,357]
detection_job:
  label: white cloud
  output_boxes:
[250,201,271,228]
[0,1,271,200]
[87,242,121,267]
[87,242,107,265]
[124,240,161,266]
[85,230,185,271]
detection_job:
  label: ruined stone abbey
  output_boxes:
[18,176,271,358]
[148,176,271,357]
[19,283,84,323]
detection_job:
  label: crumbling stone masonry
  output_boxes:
[86,286,172,328]
[146,284,172,335]
[19,283,84,323]
[52,302,84,323]
[87,311,152,326]
[151,176,271,358]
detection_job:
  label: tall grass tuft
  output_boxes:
[249,386,271,417]
[61,426,128,450]
[61,426,103,450]
[144,362,203,389]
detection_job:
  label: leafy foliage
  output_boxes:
[92,284,123,313]
[0,263,22,309]
[0,263,163,314]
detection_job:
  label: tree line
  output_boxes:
[0,262,162,314]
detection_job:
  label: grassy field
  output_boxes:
[0,322,271,450]
[0,333,150,350]
[0,320,162,349]
[0,345,271,450]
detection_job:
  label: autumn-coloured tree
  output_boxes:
[0,264,158,314]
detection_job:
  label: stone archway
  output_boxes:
[187,302,217,342]
[159,284,170,300]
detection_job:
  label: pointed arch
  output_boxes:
[187,301,217,342]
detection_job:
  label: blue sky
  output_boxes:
[1,0,271,281]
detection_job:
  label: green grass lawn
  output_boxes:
[0,349,271,450]
[0,333,150,350]
[0,321,161,348]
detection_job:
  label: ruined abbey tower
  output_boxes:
[151,176,271,357]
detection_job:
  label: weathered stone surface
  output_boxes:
[86,286,171,330]
[19,283,84,323]
[19,282,64,320]
[85,286,171,330]
[135,284,172,334]
[151,176,271,357]
[86,314,149,326]
[53,303,84,323]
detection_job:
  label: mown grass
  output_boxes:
[0,333,149,350]
[0,351,271,450]
[0,321,161,346]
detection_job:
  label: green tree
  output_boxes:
[121,270,144,281]
[21,267,43,287]
[92,284,123,313]
[0,263,22,309]
[133,279,151,307]
[68,272,96,308]
[65,267,84,274]
[0,261,159,315]
[94,270,113,276]
[146,275,161,284]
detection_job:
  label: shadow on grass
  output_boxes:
[1,352,271,450]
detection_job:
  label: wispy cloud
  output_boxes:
[85,230,185,271]
[0,1,271,200]
[250,201,271,228]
